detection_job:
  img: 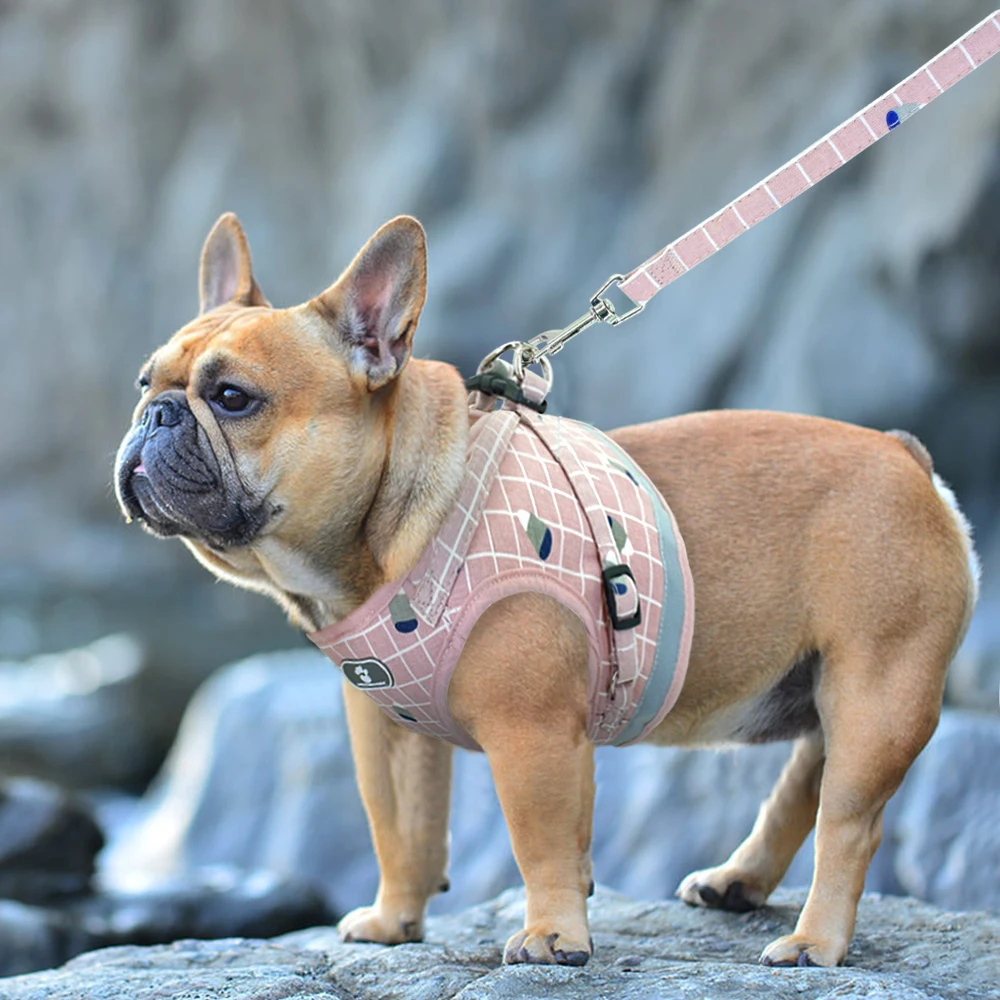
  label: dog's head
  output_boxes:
[115,213,435,623]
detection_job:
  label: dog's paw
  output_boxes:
[503,927,592,966]
[676,867,767,912]
[338,904,424,945]
[760,933,844,968]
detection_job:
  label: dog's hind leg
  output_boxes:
[677,731,824,912]
[760,638,944,968]
[337,683,453,945]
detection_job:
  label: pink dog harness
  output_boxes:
[308,367,694,751]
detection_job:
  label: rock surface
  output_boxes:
[3,887,998,999]
[102,651,1000,920]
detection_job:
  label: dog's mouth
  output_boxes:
[117,454,185,539]
[117,446,274,549]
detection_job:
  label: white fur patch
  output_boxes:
[932,472,981,600]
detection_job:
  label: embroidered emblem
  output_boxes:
[886,102,922,130]
[517,509,553,560]
[607,514,634,556]
[341,657,395,690]
[389,593,419,633]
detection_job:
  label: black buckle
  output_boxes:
[602,563,641,631]
[464,371,548,413]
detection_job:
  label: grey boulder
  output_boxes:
[0,634,152,789]
[0,777,103,905]
[0,868,334,979]
[894,709,1000,912]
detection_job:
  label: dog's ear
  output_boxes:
[199,212,270,313]
[310,216,427,391]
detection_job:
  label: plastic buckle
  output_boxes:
[464,370,548,413]
[602,563,641,631]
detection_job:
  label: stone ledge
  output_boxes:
[3,887,997,1000]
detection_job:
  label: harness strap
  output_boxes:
[520,409,643,736]
[411,408,520,624]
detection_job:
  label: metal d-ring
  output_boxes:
[475,341,553,391]
[475,341,525,375]
[511,346,553,386]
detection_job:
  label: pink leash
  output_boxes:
[505,10,1000,378]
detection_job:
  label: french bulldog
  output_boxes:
[115,212,978,969]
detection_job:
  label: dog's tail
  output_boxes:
[886,429,934,477]
[887,430,981,640]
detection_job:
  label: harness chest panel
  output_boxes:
[308,400,694,751]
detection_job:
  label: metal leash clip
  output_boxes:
[511,274,644,381]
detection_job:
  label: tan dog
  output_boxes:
[115,213,978,969]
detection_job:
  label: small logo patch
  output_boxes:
[341,657,395,690]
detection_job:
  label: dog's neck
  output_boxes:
[366,359,470,589]
[303,359,469,631]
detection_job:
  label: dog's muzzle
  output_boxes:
[115,391,266,547]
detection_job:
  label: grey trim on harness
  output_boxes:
[588,432,689,746]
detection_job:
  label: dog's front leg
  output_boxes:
[338,682,453,944]
[452,593,596,966]
[485,725,595,965]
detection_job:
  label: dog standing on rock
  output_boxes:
[115,213,979,969]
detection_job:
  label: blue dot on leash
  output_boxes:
[614,581,628,596]
[886,109,901,130]
[394,618,418,633]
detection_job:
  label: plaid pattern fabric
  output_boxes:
[308,392,694,751]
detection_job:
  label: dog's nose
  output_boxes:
[143,393,185,429]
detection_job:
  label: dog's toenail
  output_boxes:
[588,879,595,897]
[698,884,722,907]
[555,949,591,966]
[796,950,815,967]
[721,880,756,912]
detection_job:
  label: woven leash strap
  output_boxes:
[617,10,1000,307]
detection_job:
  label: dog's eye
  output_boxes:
[212,385,254,414]
[136,375,150,396]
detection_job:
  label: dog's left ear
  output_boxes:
[199,212,270,313]
[310,216,427,391]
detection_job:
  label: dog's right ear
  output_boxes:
[308,216,428,391]
[199,212,269,313]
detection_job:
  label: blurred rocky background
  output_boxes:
[1,0,999,982]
